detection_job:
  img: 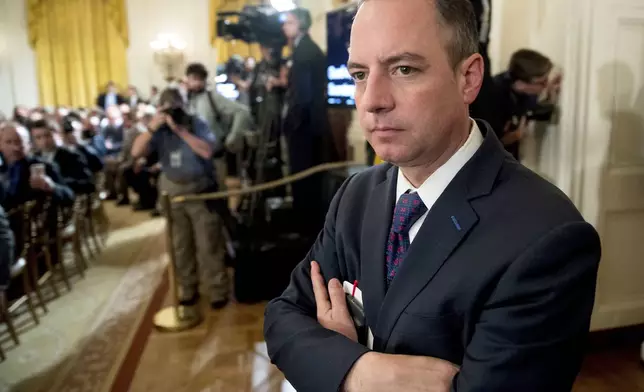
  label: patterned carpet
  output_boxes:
[0,203,167,392]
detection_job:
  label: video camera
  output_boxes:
[216,5,287,50]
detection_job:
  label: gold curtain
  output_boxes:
[209,0,263,65]
[27,0,129,107]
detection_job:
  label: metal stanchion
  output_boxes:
[152,162,365,332]
[153,192,202,332]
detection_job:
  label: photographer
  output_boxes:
[131,88,229,309]
[494,49,556,160]
[185,63,254,189]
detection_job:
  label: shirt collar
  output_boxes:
[294,34,304,48]
[396,120,484,207]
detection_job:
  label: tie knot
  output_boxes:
[392,192,427,234]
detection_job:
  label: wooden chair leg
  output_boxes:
[88,216,102,253]
[41,247,61,298]
[2,305,20,346]
[0,341,5,361]
[82,228,96,260]
[28,256,48,313]
[21,272,40,325]
[52,243,72,292]
[73,234,87,277]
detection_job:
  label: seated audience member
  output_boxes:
[102,107,126,200]
[0,121,74,210]
[29,119,94,195]
[131,88,229,309]
[121,112,159,211]
[81,115,107,158]
[493,49,556,161]
[0,121,74,257]
[0,204,14,294]
[61,117,104,175]
[12,106,31,127]
[96,81,126,111]
[126,85,145,108]
[149,85,160,107]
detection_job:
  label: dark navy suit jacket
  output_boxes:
[264,122,601,392]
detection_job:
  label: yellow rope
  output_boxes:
[171,161,366,204]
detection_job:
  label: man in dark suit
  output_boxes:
[61,118,104,175]
[30,119,95,195]
[263,1,601,391]
[0,122,75,254]
[281,8,332,233]
[96,81,126,111]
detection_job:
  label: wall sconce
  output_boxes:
[150,34,186,82]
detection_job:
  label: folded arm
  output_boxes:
[264,175,370,392]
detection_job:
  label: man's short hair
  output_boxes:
[28,119,53,133]
[186,63,209,81]
[0,121,30,143]
[289,8,312,31]
[508,49,553,82]
[358,0,479,69]
[158,88,184,108]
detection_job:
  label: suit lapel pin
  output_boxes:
[451,216,462,231]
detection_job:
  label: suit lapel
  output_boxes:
[360,165,397,334]
[373,121,507,350]
[374,182,478,349]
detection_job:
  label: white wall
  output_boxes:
[126,0,215,97]
[0,0,39,115]
[489,0,567,75]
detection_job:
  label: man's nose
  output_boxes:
[360,74,395,114]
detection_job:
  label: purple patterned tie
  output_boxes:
[385,192,427,286]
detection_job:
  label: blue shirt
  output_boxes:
[105,92,117,108]
[149,117,217,184]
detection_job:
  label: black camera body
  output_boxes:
[225,55,246,77]
[216,5,287,51]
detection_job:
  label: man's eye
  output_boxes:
[396,66,414,76]
[351,72,366,82]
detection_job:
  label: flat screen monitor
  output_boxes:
[326,5,357,108]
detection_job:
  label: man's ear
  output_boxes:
[460,53,484,105]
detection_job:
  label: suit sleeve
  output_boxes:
[46,162,75,207]
[452,221,601,392]
[84,146,104,173]
[264,175,370,392]
[61,151,95,194]
[0,206,14,290]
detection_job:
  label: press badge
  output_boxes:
[170,151,182,168]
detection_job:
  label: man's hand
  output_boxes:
[502,116,528,146]
[149,162,162,173]
[133,158,146,174]
[148,112,166,132]
[30,175,54,193]
[344,352,459,392]
[310,261,358,342]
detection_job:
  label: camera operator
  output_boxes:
[185,63,254,189]
[230,56,257,108]
[131,88,229,309]
[281,7,330,233]
[494,49,556,161]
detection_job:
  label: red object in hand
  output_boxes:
[352,280,358,297]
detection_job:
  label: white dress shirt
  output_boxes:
[395,120,484,243]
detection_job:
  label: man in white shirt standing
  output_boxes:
[263,0,601,391]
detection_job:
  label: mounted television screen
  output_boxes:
[326,5,357,108]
